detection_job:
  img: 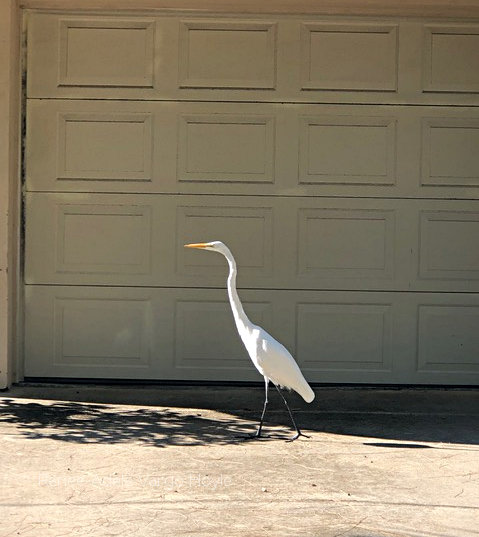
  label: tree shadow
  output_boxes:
[1,391,479,447]
[0,398,261,447]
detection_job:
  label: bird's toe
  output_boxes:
[286,430,311,442]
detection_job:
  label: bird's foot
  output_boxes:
[286,430,311,442]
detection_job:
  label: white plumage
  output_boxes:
[185,240,314,440]
[253,329,315,403]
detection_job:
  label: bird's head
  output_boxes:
[184,241,229,255]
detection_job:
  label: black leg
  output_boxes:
[255,377,269,437]
[237,377,269,440]
[274,384,310,441]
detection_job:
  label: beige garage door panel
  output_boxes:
[300,22,398,92]
[24,285,479,384]
[25,193,279,289]
[26,99,291,195]
[423,25,479,93]
[25,193,479,292]
[27,13,479,105]
[24,285,276,381]
[26,99,479,199]
[24,11,479,386]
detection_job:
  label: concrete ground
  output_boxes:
[1,384,478,537]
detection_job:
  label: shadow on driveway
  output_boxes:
[1,390,478,448]
[0,398,249,447]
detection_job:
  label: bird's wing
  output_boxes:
[255,328,315,403]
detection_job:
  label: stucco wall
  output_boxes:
[0,0,21,389]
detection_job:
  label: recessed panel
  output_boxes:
[58,20,154,87]
[298,209,394,279]
[179,21,276,89]
[58,113,152,181]
[299,117,396,185]
[301,23,398,91]
[56,204,151,275]
[419,212,479,280]
[24,286,479,384]
[296,303,392,371]
[423,26,479,93]
[54,297,150,367]
[174,300,271,369]
[421,119,479,186]
[178,205,273,277]
[178,115,274,182]
[418,305,479,372]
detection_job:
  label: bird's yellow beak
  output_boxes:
[184,242,208,249]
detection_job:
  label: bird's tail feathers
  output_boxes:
[278,373,315,403]
[292,377,315,403]
[300,383,315,403]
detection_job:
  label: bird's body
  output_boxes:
[185,240,314,440]
[235,321,314,403]
[253,329,315,403]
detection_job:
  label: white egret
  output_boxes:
[184,241,314,441]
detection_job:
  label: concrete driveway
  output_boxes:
[1,385,478,537]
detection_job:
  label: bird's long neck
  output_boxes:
[225,251,252,334]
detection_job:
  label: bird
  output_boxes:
[184,241,315,441]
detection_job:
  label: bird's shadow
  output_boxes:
[1,389,479,448]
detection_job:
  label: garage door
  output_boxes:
[24,12,479,384]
